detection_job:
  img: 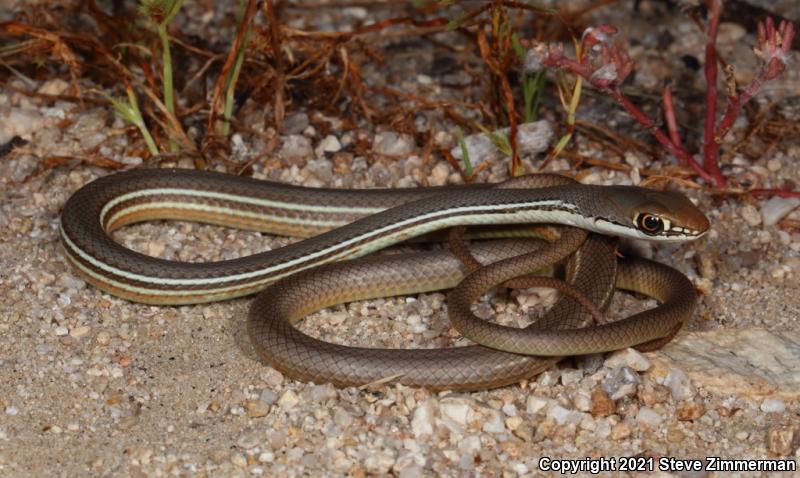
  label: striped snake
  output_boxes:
[60,169,708,390]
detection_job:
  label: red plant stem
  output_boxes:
[607,89,715,182]
[701,0,726,186]
[662,86,683,151]
[714,68,768,142]
[749,189,800,199]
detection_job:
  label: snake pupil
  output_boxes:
[637,214,664,235]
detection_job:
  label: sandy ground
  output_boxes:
[1,1,799,476]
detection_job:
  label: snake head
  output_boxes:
[600,187,710,241]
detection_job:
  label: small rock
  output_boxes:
[676,402,705,421]
[283,113,309,135]
[767,425,797,456]
[560,368,584,385]
[610,421,632,440]
[501,403,517,417]
[373,132,415,156]
[666,426,685,443]
[458,435,482,455]
[572,389,592,413]
[5,406,19,416]
[429,162,451,186]
[505,415,523,431]
[595,419,611,439]
[661,368,695,401]
[333,407,354,428]
[237,431,261,449]
[411,398,437,437]
[277,390,299,410]
[604,348,651,372]
[602,366,640,400]
[481,409,506,433]
[38,78,69,96]
[526,395,549,414]
[547,405,582,426]
[259,389,278,406]
[439,396,474,427]
[279,135,313,161]
[245,400,270,418]
[636,406,663,427]
[315,135,342,156]
[70,326,90,338]
[364,451,395,474]
[96,331,111,345]
[576,353,605,374]
[54,326,69,337]
[761,398,786,413]
[590,390,616,417]
[740,204,762,227]
[761,197,800,227]
[231,453,247,468]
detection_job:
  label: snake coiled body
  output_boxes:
[60,169,708,390]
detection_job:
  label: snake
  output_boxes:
[60,168,709,390]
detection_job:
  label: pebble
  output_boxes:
[740,204,762,227]
[526,395,549,414]
[560,368,583,386]
[594,419,611,439]
[333,408,354,428]
[277,390,299,410]
[590,390,616,417]
[604,348,651,372]
[96,331,111,345]
[501,403,517,417]
[428,162,450,186]
[481,409,506,433]
[373,132,415,156]
[364,451,395,474]
[231,453,247,467]
[5,406,19,415]
[439,396,473,427]
[602,366,640,400]
[70,326,90,338]
[505,415,523,431]
[283,112,309,135]
[767,425,797,456]
[54,326,69,337]
[237,432,261,449]
[676,402,705,421]
[458,435,481,455]
[636,407,663,427]
[760,398,786,413]
[315,135,342,156]
[610,421,632,440]
[411,398,437,437]
[572,389,592,413]
[245,400,270,418]
[547,405,582,426]
[259,389,278,406]
[761,197,800,227]
[279,135,313,160]
[666,426,685,443]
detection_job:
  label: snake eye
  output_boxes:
[636,213,664,235]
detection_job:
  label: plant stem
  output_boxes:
[158,23,174,116]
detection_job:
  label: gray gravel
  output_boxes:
[1,1,799,476]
